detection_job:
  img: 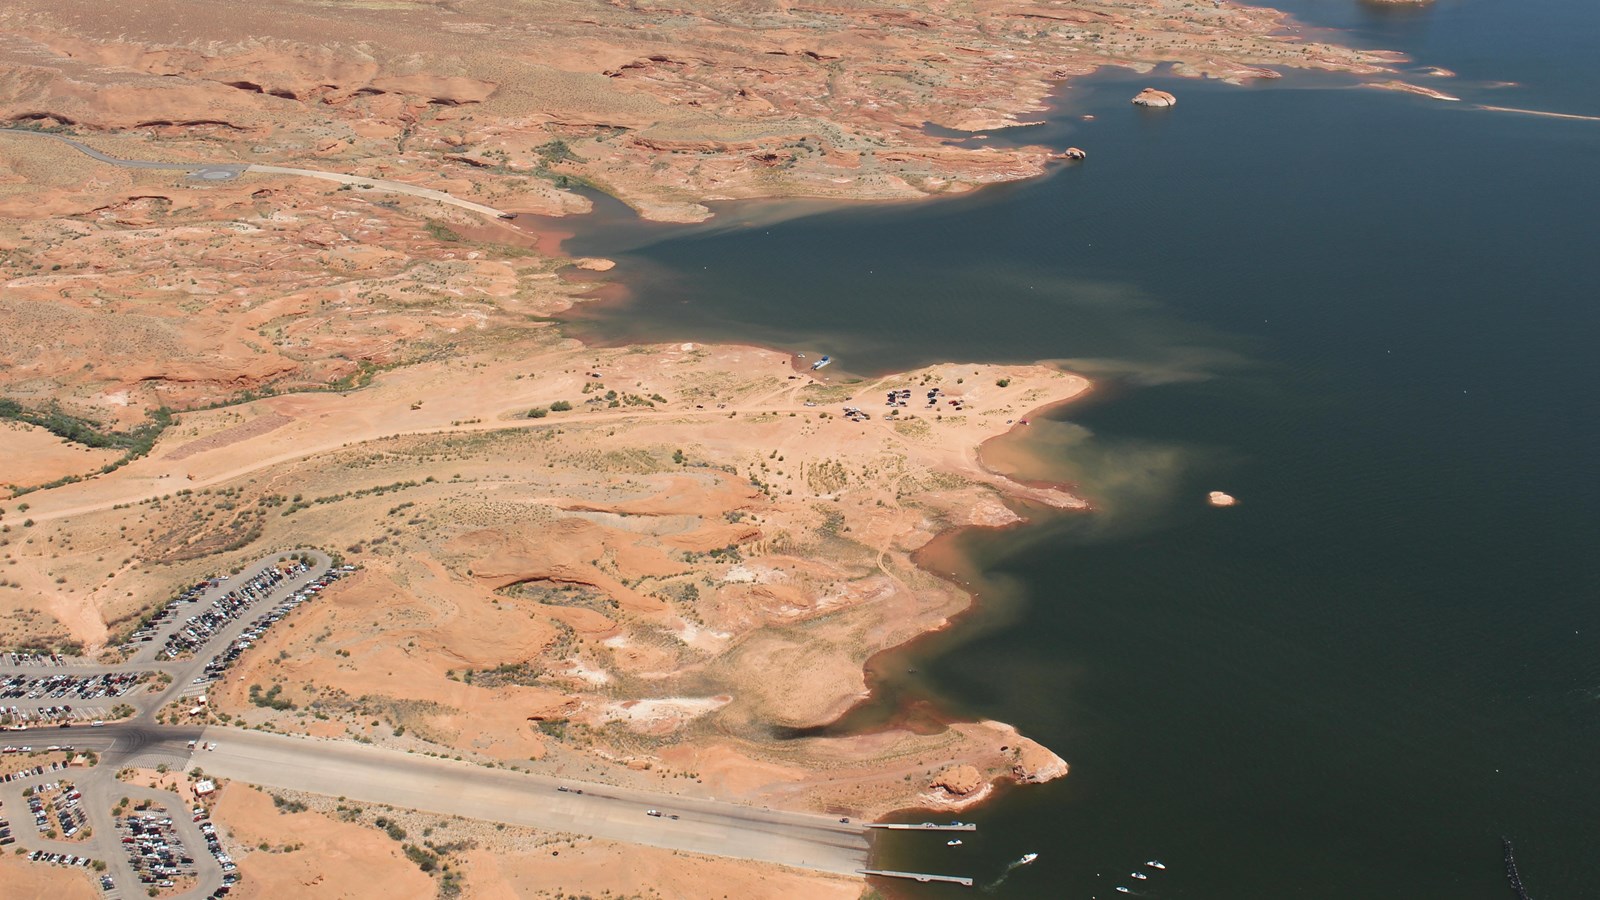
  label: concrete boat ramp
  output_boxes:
[859,820,980,886]
[865,821,978,831]
[860,868,976,887]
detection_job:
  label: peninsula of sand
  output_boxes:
[0,0,1418,894]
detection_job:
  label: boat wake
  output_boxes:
[981,854,1038,892]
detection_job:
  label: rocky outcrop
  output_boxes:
[1011,738,1069,784]
[1132,88,1178,108]
[931,764,986,798]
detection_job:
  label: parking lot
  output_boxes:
[0,550,335,898]
[29,780,90,838]
[118,805,201,892]
[3,671,148,702]
[122,560,314,661]
[2,671,152,724]
[190,566,349,693]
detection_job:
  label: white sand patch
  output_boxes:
[787,578,893,618]
[667,619,730,649]
[560,659,612,685]
[598,696,731,732]
[721,564,785,585]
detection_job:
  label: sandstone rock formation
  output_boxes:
[931,764,986,798]
[1012,738,1070,784]
[1132,88,1178,108]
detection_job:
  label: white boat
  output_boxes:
[1116,889,1131,895]
[1145,860,1167,870]
[811,355,832,370]
[947,839,962,846]
[1019,852,1038,865]
[1132,872,1148,880]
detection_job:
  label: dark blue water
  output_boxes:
[563,1,1600,896]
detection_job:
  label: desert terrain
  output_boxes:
[0,0,1410,895]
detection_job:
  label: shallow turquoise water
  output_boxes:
[563,2,1600,896]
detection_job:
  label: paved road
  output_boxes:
[0,127,511,216]
[245,164,512,218]
[66,723,870,876]
[0,127,246,181]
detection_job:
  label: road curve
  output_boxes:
[0,126,239,172]
[0,127,512,218]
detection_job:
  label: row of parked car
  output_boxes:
[196,566,352,687]
[2,670,146,702]
[2,652,75,668]
[0,798,12,845]
[198,810,241,896]
[26,849,95,868]
[155,562,314,660]
[0,756,72,783]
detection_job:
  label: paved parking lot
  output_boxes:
[3,671,152,724]
[185,566,347,697]
[1,550,333,899]
[118,805,200,892]
[121,560,315,661]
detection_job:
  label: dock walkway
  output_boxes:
[859,868,974,887]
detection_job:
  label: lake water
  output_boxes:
[561,1,1600,896]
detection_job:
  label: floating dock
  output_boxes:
[865,822,977,831]
[859,868,974,887]
[1503,837,1533,900]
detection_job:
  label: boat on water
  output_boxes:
[811,355,832,370]
[947,839,963,846]
[1145,860,1167,870]
[1131,872,1148,880]
[1019,852,1038,865]
[1115,888,1132,894]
